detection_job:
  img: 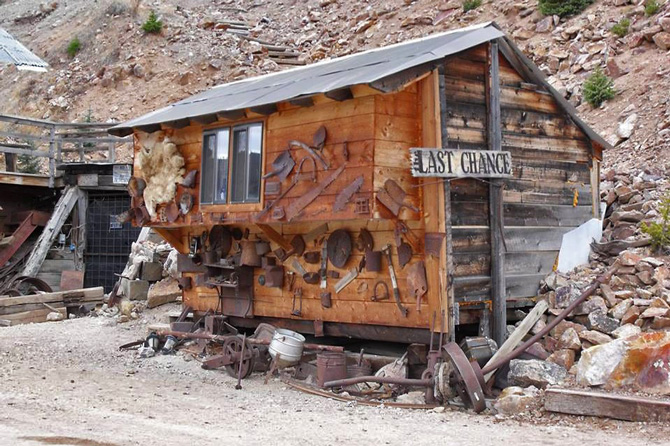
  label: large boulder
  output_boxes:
[576,338,629,386]
[493,386,541,416]
[508,359,567,388]
[607,332,670,395]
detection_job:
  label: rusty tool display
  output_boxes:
[285,164,345,221]
[327,229,352,268]
[365,250,382,272]
[320,292,332,308]
[254,181,297,221]
[397,241,412,268]
[334,175,364,212]
[381,244,407,317]
[292,288,303,316]
[356,228,374,252]
[289,139,329,170]
[320,239,328,289]
[313,125,327,150]
[262,150,295,182]
[294,156,317,183]
[440,263,620,413]
[376,179,420,216]
[371,281,390,301]
[334,268,358,294]
[407,261,428,312]
[304,251,320,264]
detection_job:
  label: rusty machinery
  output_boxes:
[324,264,619,412]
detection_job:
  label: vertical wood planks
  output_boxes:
[487,41,506,346]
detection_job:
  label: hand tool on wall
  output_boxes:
[376,179,419,216]
[407,261,428,312]
[285,164,345,221]
[262,150,295,182]
[371,280,390,301]
[334,268,358,294]
[381,244,408,317]
[292,288,303,317]
[289,140,329,170]
[327,229,352,269]
[334,175,364,212]
[320,239,328,289]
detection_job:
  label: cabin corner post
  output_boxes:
[437,64,456,342]
[486,40,506,347]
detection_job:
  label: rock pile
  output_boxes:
[506,170,670,398]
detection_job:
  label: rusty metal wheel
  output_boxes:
[222,336,254,379]
[443,342,486,413]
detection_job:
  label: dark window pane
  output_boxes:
[215,129,230,203]
[247,123,263,202]
[200,134,215,204]
[230,128,248,203]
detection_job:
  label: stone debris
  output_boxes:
[493,386,541,416]
[508,359,568,388]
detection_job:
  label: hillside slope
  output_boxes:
[1,0,669,172]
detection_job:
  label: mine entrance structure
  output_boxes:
[110,22,610,347]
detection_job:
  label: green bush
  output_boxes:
[142,11,163,34]
[645,0,660,16]
[66,37,81,58]
[642,195,670,251]
[17,153,41,174]
[463,0,482,12]
[583,68,615,108]
[538,0,593,17]
[611,18,630,37]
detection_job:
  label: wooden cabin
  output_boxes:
[110,23,610,346]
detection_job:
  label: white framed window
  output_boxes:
[200,122,263,205]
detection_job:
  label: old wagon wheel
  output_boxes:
[222,336,254,379]
[442,342,486,413]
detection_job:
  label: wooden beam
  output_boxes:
[483,299,548,381]
[74,189,87,271]
[136,124,162,134]
[255,223,293,251]
[437,64,456,341]
[421,71,448,338]
[248,104,278,116]
[217,110,246,121]
[154,228,188,254]
[163,118,191,129]
[289,96,315,108]
[486,40,506,347]
[324,88,354,102]
[190,114,218,125]
[21,186,79,277]
[369,62,436,93]
[0,172,52,187]
[545,388,670,422]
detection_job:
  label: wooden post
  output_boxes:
[48,124,55,188]
[437,64,456,341]
[74,189,88,272]
[108,142,115,164]
[421,71,449,340]
[486,40,506,347]
[5,153,17,172]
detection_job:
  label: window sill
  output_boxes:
[200,202,263,213]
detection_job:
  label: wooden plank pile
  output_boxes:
[0,287,104,326]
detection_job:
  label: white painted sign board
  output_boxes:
[410,148,512,178]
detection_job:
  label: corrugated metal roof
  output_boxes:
[108,22,610,151]
[0,27,48,72]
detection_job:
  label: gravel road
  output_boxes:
[0,310,668,446]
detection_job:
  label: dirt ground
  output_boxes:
[1,307,669,446]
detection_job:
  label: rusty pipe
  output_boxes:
[323,376,433,388]
[481,263,619,375]
[157,330,345,352]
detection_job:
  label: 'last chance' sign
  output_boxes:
[410,148,513,178]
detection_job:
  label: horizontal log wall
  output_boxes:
[444,44,596,310]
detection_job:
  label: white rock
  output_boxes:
[576,338,629,386]
[611,323,641,339]
[617,113,638,140]
[46,311,64,321]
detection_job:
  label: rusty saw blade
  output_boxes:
[285,164,345,221]
[333,175,364,212]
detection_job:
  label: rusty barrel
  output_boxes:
[316,351,347,388]
[347,361,372,378]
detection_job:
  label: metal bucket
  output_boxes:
[268,328,305,367]
[317,351,347,388]
[347,361,372,378]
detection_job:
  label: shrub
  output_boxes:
[463,0,482,12]
[105,1,128,15]
[66,37,81,58]
[642,195,670,251]
[611,18,630,37]
[538,0,593,17]
[142,11,163,34]
[17,153,41,174]
[582,68,615,107]
[645,0,660,16]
